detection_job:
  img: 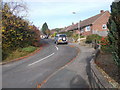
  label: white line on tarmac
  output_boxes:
[28,53,55,66]
[55,46,58,51]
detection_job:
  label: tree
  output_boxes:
[2,0,28,17]
[107,1,120,81]
[41,22,50,36]
[2,3,40,60]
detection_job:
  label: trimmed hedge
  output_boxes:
[85,34,102,44]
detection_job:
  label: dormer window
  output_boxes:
[102,24,107,29]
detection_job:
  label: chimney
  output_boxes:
[100,10,104,13]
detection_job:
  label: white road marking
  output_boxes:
[28,53,55,66]
[55,46,58,51]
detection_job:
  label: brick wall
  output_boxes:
[92,11,110,36]
[67,11,110,37]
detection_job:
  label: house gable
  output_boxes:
[63,10,110,36]
[92,11,110,36]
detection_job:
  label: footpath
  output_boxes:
[41,43,95,88]
[41,43,114,88]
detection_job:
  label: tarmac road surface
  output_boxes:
[2,39,78,88]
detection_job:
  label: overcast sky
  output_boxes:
[4,0,114,29]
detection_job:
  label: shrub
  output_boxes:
[100,37,112,52]
[85,34,102,44]
[2,3,40,60]
[52,32,57,37]
[71,33,79,41]
[80,35,85,38]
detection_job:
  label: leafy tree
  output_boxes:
[41,22,50,36]
[107,1,120,81]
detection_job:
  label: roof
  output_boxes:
[80,12,104,27]
[65,11,109,31]
[65,23,78,31]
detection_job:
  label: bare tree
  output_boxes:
[3,0,28,18]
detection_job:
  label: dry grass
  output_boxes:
[4,46,38,62]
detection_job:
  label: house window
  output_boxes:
[81,29,84,33]
[85,26,91,31]
[102,24,107,29]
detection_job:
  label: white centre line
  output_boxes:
[28,53,55,66]
[55,46,58,51]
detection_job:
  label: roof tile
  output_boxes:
[65,11,108,31]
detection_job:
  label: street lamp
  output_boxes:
[72,12,81,44]
[78,20,81,44]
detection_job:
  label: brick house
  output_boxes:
[64,10,110,36]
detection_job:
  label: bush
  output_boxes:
[2,3,40,60]
[72,34,79,42]
[51,32,57,37]
[85,34,102,44]
[80,35,85,38]
[2,51,9,61]
[99,37,111,52]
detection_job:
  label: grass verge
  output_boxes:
[3,46,39,62]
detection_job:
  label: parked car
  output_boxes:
[43,35,49,39]
[54,34,68,45]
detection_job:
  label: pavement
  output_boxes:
[41,43,95,88]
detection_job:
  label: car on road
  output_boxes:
[44,35,49,39]
[42,35,49,39]
[54,34,68,45]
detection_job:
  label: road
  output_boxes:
[2,39,78,88]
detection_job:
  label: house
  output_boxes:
[50,29,57,35]
[64,10,110,36]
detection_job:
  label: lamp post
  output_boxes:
[78,20,81,44]
[72,12,81,44]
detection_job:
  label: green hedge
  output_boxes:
[85,34,102,44]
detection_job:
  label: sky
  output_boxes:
[4,0,114,30]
